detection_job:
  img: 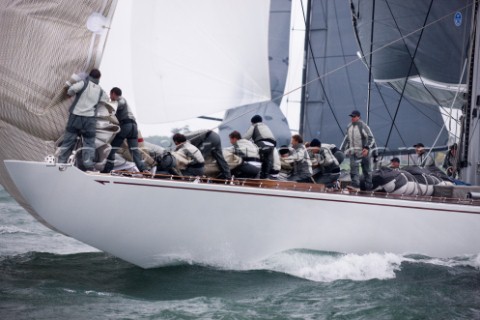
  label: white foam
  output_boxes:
[255,250,405,282]
[474,254,480,269]
[402,254,480,269]
[0,225,32,235]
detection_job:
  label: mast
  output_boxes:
[366,0,375,125]
[299,0,312,137]
[464,1,480,185]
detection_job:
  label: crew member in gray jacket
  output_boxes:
[102,87,146,173]
[285,134,312,182]
[341,110,376,190]
[185,130,231,179]
[58,69,108,170]
[243,115,277,179]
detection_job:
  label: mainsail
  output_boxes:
[298,0,472,154]
[0,1,117,210]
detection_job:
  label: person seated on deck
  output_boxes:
[443,143,460,178]
[278,145,293,181]
[172,133,205,177]
[283,134,313,183]
[389,157,400,169]
[308,139,340,188]
[184,129,231,180]
[411,143,435,168]
[223,130,261,179]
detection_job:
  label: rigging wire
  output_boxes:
[300,0,349,138]
[381,0,435,155]
[207,1,476,150]
[380,0,471,149]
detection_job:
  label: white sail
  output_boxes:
[129,0,272,123]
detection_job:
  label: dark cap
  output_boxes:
[349,110,361,117]
[89,68,101,79]
[390,157,400,163]
[310,139,321,147]
[251,115,263,124]
[172,133,186,143]
[278,145,290,155]
[413,143,424,148]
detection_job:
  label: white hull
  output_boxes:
[5,160,480,268]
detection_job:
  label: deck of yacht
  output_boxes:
[107,170,480,207]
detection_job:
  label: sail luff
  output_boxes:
[0,0,117,212]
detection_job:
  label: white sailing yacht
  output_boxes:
[1,0,479,268]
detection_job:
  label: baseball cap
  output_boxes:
[349,110,361,117]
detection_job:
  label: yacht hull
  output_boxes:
[5,160,480,268]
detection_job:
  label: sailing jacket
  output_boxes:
[243,123,276,147]
[175,141,205,168]
[309,145,339,170]
[342,120,375,158]
[67,77,108,117]
[412,152,435,167]
[285,143,312,177]
[230,139,260,162]
[115,97,136,123]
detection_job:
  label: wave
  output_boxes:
[245,250,480,282]
[0,225,33,235]
[252,250,404,282]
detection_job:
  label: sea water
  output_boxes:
[1,186,479,320]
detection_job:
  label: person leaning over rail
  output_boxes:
[341,110,376,190]
[101,87,147,173]
[243,115,277,179]
[172,133,205,177]
[224,130,261,179]
[284,134,313,183]
[308,139,340,188]
[185,130,231,180]
[58,68,108,171]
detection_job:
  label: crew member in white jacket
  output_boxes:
[224,130,261,178]
[58,69,108,170]
[172,133,205,177]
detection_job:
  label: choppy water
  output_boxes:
[1,186,479,320]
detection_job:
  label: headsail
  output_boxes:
[0,1,117,208]
[130,0,272,123]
